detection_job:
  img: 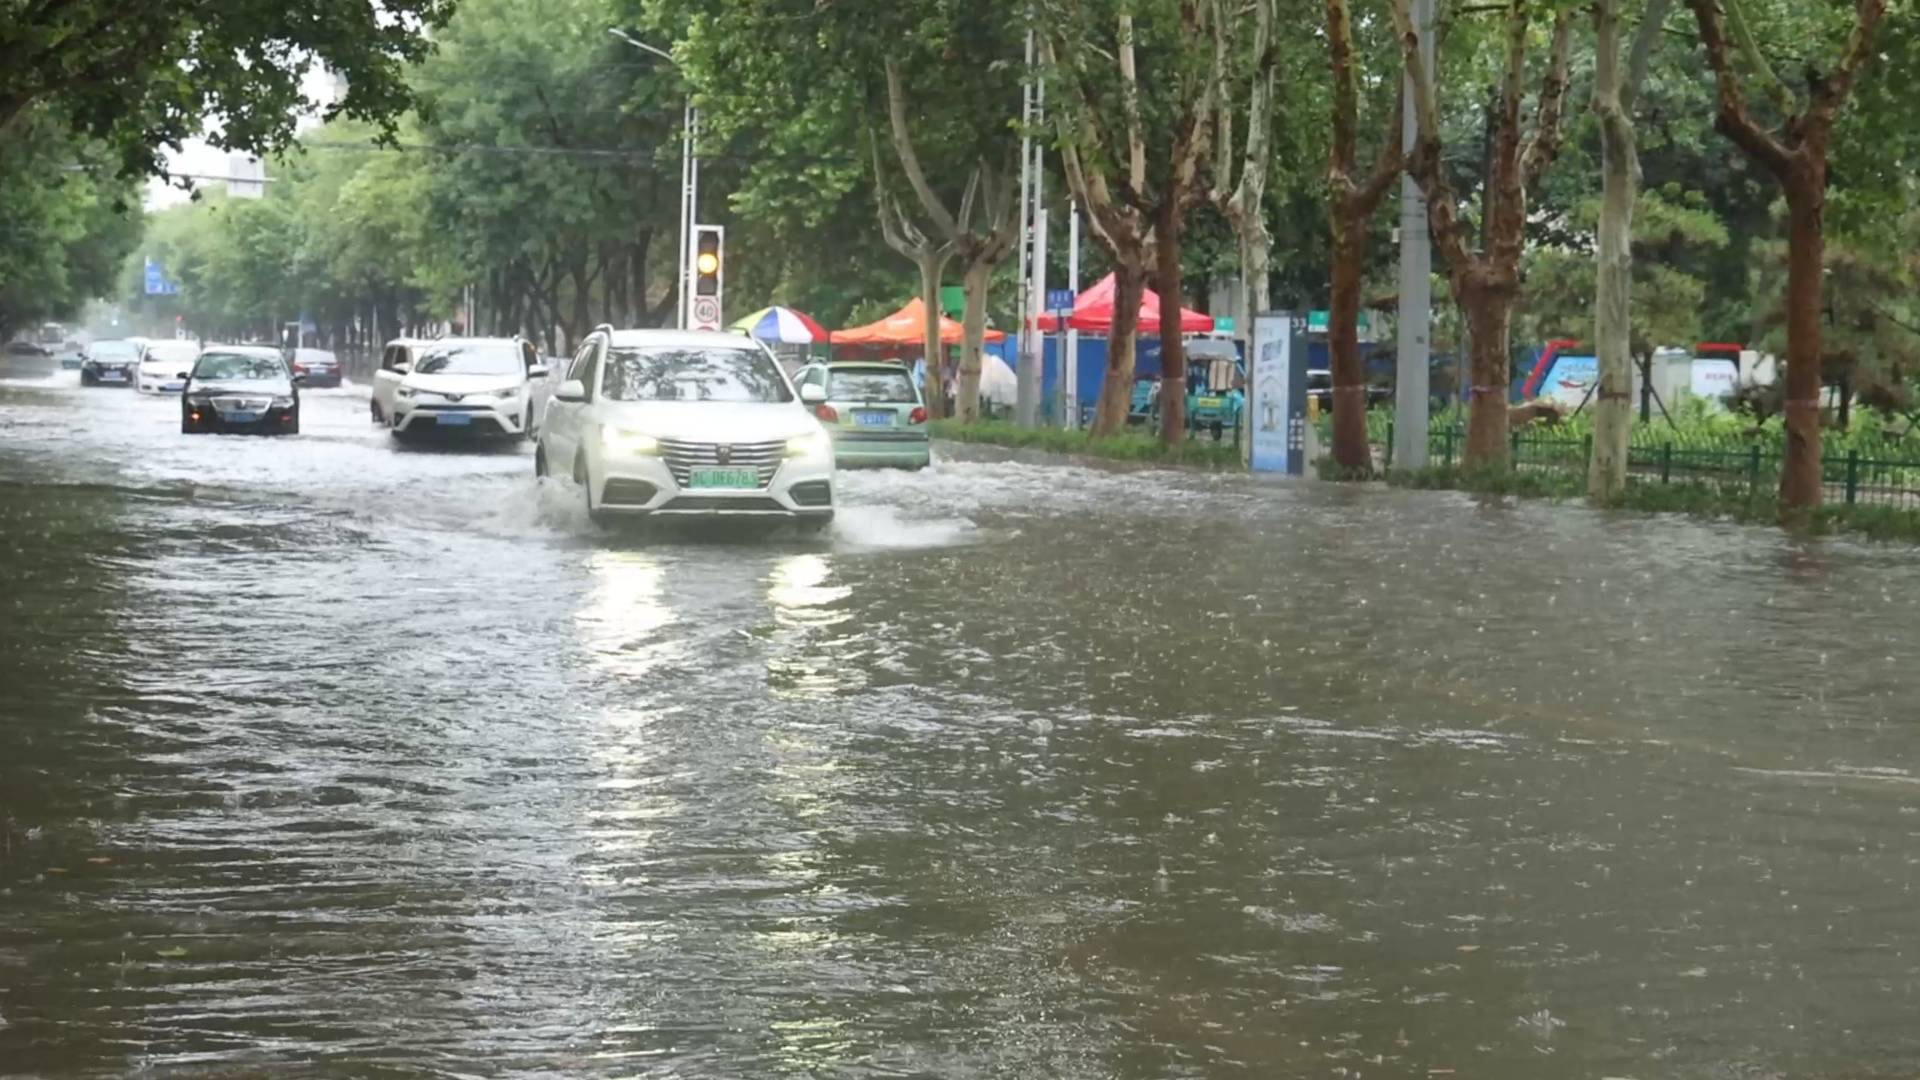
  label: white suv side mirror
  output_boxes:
[554,379,588,403]
[799,383,827,405]
[528,363,551,380]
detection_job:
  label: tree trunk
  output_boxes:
[1093,262,1147,437]
[956,257,991,423]
[1328,213,1370,471]
[1463,289,1512,467]
[919,251,952,421]
[1588,0,1638,502]
[1780,176,1826,511]
[1156,196,1188,446]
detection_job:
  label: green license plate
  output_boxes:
[687,467,759,489]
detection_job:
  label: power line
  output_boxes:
[296,137,857,168]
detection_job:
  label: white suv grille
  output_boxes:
[657,438,785,488]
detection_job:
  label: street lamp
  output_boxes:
[607,28,696,331]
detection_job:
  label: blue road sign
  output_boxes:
[1047,288,1076,313]
[143,258,179,296]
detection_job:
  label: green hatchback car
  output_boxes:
[794,361,931,470]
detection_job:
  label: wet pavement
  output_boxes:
[3,364,1919,1077]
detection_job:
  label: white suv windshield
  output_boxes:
[602,347,792,404]
[415,343,520,376]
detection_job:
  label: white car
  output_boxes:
[137,340,202,394]
[382,337,550,441]
[537,329,835,530]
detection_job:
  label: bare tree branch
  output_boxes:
[1520,10,1574,191]
[1623,0,1674,111]
[882,59,960,240]
[1683,0,1794,176]
[1810,0,1890,122]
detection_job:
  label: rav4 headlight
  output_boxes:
[601,427,660,455]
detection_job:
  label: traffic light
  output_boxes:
[688,225,725,330]
[694,226,723,298]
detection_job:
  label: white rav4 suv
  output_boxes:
[537,329,835,530]
[378,337,549,441]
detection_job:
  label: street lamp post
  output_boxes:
[608,28,696,331]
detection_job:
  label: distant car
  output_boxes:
[383,337,548,442]
[288,347,343,388]
[537,329,835,529]
[793,361,930,470]
[137,339,201,394]
[79,339,141,386]
[180,346,302,435]
[4,340,50,358]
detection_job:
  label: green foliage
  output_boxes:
[0,121,141,339]
[1517,187,1730,350]
[0,1,452,180]
[932,419,1246,468]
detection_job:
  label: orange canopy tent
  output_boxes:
[830,297,1006,351]
[1033,272,1214,334]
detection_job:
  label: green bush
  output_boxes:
[931,419,1245,469]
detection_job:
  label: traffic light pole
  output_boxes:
[680,100,699,331]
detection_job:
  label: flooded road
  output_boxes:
[4,367,1919,1077]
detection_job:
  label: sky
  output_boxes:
[144,66,342,210]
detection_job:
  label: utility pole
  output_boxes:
[1015,29,1042,428]
[1065,202,1080,428]
[1393,0,1436,469]
[607,29,694,330]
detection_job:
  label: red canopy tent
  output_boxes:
[830,297,1005,353]
[1034,272,1214,334]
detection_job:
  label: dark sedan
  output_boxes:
[80,339,141,386]
[289,347,343,388]
[181,347,303,435]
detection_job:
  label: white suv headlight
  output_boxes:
[785,431,832,459]
[601,427,659,455]
[490,386,520,399]
[396,386,417,399]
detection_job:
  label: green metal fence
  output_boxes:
[1379,422,1920,509]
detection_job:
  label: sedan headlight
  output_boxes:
[396,386,417,399]
[785,431,832,459]
[601,427,659,455]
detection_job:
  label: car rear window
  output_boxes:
[827,368,917,403]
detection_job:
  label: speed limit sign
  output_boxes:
[691,296,722,331]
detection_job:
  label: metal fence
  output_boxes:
[1380,423,1920,509]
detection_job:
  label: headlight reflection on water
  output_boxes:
[574,549,678,678]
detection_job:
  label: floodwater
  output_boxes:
[3,363,1918,1078]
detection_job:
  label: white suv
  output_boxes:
[537,329,835,530]
[381,337,549,441]
[137,339,202,394]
